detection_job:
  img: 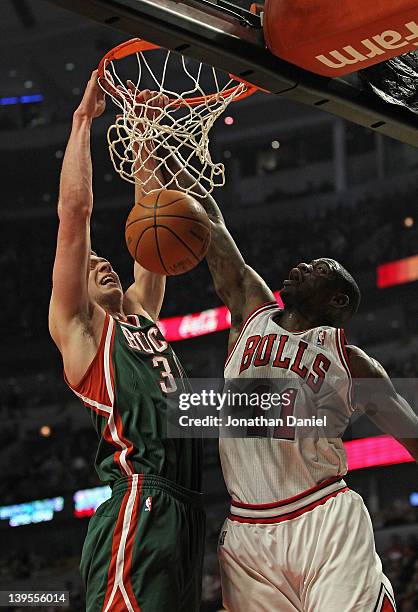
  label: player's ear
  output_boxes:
[329,292,349,310]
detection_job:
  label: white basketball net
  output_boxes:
[99,49,247,198]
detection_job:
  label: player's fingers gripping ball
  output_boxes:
[125,189,211,275]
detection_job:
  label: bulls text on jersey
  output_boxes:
[239,333,331,393]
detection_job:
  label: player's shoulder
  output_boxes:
[345,344,388,379]
[242,300,281,331]
[237,299,280,325]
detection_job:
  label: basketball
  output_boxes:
[125,189,211,275]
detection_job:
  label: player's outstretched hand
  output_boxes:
[127,83,170,120]
[75,70,106,120]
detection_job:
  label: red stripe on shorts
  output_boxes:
[102,489,130,610]
[101,477,142,611]
[123,475,144,609]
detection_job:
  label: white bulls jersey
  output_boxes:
[220,301,354,504]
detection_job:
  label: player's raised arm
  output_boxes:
[347,345,418,461]
[163,156,275,347]
[123,88,167,322]
[49,71,105,371]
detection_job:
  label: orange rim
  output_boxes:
[97,38,261,106]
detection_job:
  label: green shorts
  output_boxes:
[80,474,205,612]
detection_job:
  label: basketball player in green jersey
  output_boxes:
[49,72,205,612]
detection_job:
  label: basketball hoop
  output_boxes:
[97,38,261,198]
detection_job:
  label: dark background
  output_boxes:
[0,1,417,610]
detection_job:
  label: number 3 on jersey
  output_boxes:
[152,356,178,394]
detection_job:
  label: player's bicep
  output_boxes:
[365,392,418,440]
[49,207,91,343]
[241,266,275,319]
[226,268,275,353]
[227,265,275,327]
[348,346,418,439]
[207,222,273,312]
[206,221,245,301]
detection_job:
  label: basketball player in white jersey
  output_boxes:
[191,192,418,610]
[147,93,418,610]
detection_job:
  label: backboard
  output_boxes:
[47,0,418,146]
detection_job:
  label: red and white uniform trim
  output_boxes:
[66,314,134,477]
[103,474,143,612]
[335,327,354,411]
[374,583,396,611]
[65,314,141,611]
[225,301,278,367]
[229,477,348,524]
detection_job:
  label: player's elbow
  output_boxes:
[213,265,245,308]
[58,192,92,219]
[213,280,230,305]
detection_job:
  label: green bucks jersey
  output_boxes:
[66,313,202,491]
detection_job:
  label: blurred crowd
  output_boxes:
[92,185,418,321]
[383,535,418,612]
[372,500,418,530]
[1,185,417,345]
[0,422,100,505]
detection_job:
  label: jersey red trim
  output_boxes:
[114,313,156,329]
[225,301,279,367]
[336,328,354,411]
[126,312,155,326]
[230,476,344,510]
[338,329,354,377]
[111,405,135,476]
[229,487,349,524]
[65,315,135,478]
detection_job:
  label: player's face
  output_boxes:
[88,256,123,304]
[281,258,341,315]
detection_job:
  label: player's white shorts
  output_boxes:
[218,478,396,611]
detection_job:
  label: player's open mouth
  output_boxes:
[100,274,117,286]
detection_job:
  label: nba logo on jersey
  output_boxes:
[316,330,327,346]
[219,530,227,546]
[144,496,152,512]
